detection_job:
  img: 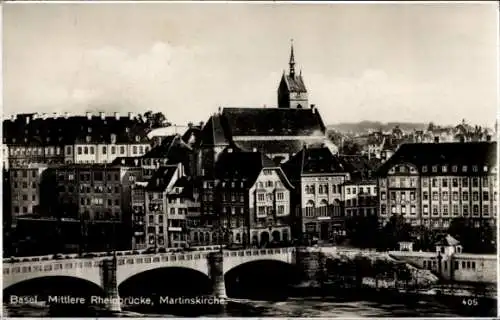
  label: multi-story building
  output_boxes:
[282,146,350,242]
[376,142,497,229]
[9,163,50,220]
[144,162,187,249]
[3,112,151,168]
[210,146,294,247]
[343,180,378,218]
[131,182,147,249]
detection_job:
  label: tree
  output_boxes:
[142,111,170,129]
[379,214,412,250]
[342,140,363,155]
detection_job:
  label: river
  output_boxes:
[5,294,497,318]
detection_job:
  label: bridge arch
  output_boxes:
[119,266,212,298]
[117,259,209,286]
[3,269,102,291]
[224,259,299,299]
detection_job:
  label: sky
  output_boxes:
[3,2,499,127]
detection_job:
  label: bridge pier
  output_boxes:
[101,256,122,313]
[208,251,227,298]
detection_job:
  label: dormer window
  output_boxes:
[472,165,478,172]
[86,135,91,143]
[452,165,458,172]
[432,166,437,173]
[442,166,447,173]
[135,135,140,142]
[483,165,488,172]
[462,165,468,172]
[422,166,428,173]
[88,127,92,133]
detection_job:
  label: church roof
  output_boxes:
[281,74,307,93]
[221,107,325,137]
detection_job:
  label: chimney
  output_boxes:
[110,134,117,144]
[218,107,222,114]
[128,112,134,120]
[32,113,39,120]
[199,121,204,127]
[52,112,58,119]
[86,112,92,120]
[10,115,16,122]
[434,136,440,143]
[114,112,120,120]
[25,116,30,124]
[64,112,70,119]
[41,113,48,120]
[100,112,105,120]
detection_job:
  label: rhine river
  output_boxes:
[5,295,497,318]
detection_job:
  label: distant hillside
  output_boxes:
[327,121,428,133]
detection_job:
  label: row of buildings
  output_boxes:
[3,44,497,255]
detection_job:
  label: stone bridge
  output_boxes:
[3,247,296,311]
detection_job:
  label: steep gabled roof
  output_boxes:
[146,165,178,192]
[221,107,325,136]
[282,146,349,182]
[376,142,497,176]
[280,73,307,93]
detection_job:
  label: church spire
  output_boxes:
[289,39,296,78]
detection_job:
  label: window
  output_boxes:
[462,165,467,172]
[401,206,406,215]
[483,205,489,216]
[90,147,94,154]
[473,192,479,201]
[120,146,125,154]
[381,205,387,215]
[442,166,447,173]
[305,201,315,217]
[472,165,478,172]
[442,205,448,216]
[452,166,458,172]
[423,191,429,201]
[432,206,438,216]
[133,146,138,154]
[432,192,438,201]
[422,166,428,173]
[401,193,406,201]
[453,204,459,216]
[442,179,448,188]
[111,146,116,154]
[463,204,469,215]
[432,178,438,188]
[257,193,264,201]
[462,192,469,201]
[410,205,416,214]
[381,192,386,200]
[472,204,479,216]
[422,179,428,188]
[410,192,415,201]
[78,147,82,155]
[432,166,438,173]
[482,176,489,186]
[483,191,490,201]
[84,147,89,155]
[462,178,469,187]
[391,206,396,214]
[452,178,458,188]
[277,205,285,215]
[472,178,479,188]
[277,192,284,200]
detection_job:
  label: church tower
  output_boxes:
[278,40,309,109]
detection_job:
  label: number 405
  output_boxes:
[462,298,478,306]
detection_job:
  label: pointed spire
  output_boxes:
[289,39,295,78]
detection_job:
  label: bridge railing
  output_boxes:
[3,247,296,275]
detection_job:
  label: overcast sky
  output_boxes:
[3,2,498,127]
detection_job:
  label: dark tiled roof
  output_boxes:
[142,135,178,158]
[235,139,305,155]
[111,157,142,167]
[3,115,150,146]
[221,107,326,137]
[146,165,178,192]
[340,155,382,182]
[214,148,278,187]
[282,146,349,182]
[375,142,497,176]
[281,74,307,93]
